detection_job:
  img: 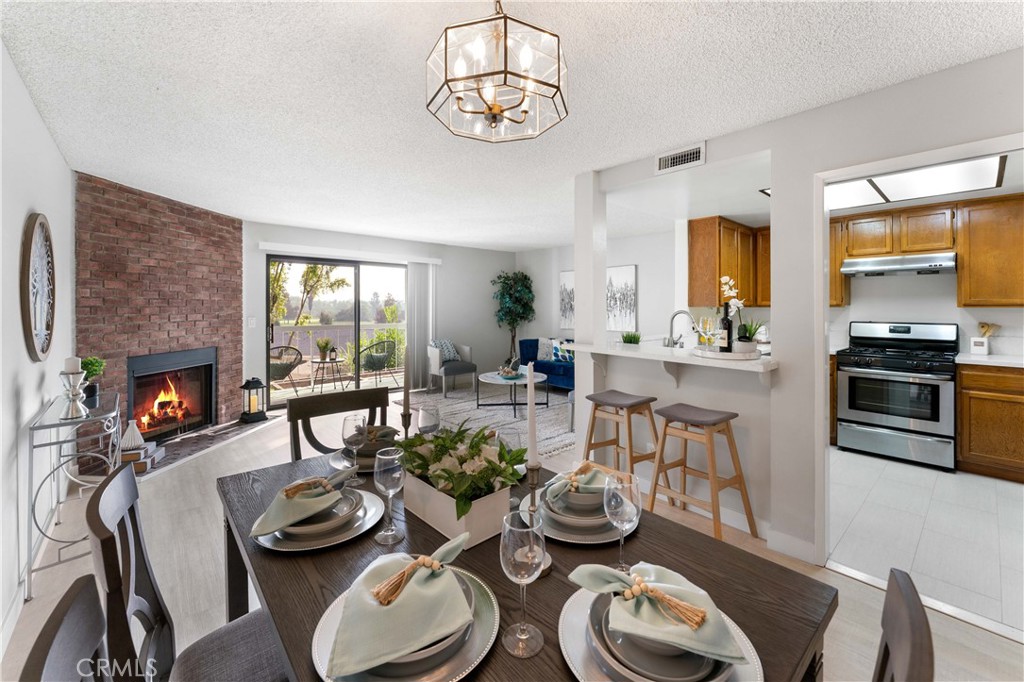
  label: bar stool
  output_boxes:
[583,390,668,488]
[645,402,758,541]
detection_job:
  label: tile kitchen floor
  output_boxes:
[829,446,1024,634]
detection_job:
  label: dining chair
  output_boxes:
[873,568,934,682]
[21,575,108,682]
[287,386,390,461]
[86,463,287,682]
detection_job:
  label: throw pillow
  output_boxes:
[430,338,461,362]
[537,338,554,361]
[551,339,575,363]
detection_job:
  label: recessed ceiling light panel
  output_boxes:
[825,179,885,210]
[872,156,1003,202]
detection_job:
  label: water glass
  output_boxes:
[499,511,545,658]
[604,472,642,572]
[341,414,367,485]
[374,448,405,545]
[417,406,440,435]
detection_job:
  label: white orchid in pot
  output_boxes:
[720,276,764,350]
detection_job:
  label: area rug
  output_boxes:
[398,384,575,457]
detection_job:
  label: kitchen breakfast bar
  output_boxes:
[566,342,780,542]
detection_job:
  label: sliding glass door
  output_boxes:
[266,256,406,407]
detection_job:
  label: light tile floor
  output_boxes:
[829,446,1024,632]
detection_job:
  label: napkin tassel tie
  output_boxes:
[372,555,443,606]
[623,575,707,630]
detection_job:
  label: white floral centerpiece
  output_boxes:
[398,422,526,547]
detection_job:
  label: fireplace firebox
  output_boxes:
[127,347,217,443]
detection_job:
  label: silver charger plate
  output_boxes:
[329,449,377,473]
[311,567,500,682]
[254,491,384,552]
[519,497,638,544]
[559,588,763,682]
[283,489,364,537]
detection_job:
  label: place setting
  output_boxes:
[519,461,641,545]
[249,456,390,552]
[558,561,764,682]
[328,414,402,478]
[311,532,500,681]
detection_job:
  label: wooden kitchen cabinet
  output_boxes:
[755,228,771,306]
[899,204,955,253]
[957,364,1024,482]
[688,216,758,307]
[829,355,837,446]
[956,195,1024,306]
[829,220,849,307]
[845,213,893,256]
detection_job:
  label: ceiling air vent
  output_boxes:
[655,142,706,175]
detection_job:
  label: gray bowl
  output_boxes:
[565,489,605,511]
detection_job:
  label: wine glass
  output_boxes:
[374,448,406,545]
[604,472,642,572]
[499,511,545,658]
[495,430,523,509]
[417,406,440,435]
[341,414,367,486]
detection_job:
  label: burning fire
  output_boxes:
[139,376,191,430]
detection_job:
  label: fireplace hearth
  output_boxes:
[127,347,217,442]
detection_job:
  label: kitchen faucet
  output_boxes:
[668,309,698,347]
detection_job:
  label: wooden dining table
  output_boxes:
[218,456,838,682]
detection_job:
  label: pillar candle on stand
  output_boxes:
[527,362,539,466]
[64,357,81,374]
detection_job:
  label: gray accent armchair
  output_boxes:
[427,343,476,397]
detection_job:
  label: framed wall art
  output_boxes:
[21,213,55,361]
[606,265,637,332]
[558,271,574,329]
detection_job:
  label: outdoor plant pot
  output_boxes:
[402,475,510,549]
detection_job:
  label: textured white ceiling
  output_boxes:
[3,2,1021,251]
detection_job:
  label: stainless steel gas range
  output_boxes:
[836,321,958,470]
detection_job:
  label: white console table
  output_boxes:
[25,392,121,600]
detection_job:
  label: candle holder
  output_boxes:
[526,462,553,577]
[401,410,412,439]
[58,370,90,420]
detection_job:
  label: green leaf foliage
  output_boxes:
[491,270,535,361]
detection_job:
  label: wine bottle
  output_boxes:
[717,300,733,352]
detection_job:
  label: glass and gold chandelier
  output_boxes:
[426,1,568,143]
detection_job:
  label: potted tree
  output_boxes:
[81,356,106,404]
[491,270,536,363]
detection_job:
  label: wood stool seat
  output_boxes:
[646,402,758,541]
[583,391,671,497]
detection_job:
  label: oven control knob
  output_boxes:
[910,361,921,368]
[865,358,875,366]
[925,362,936,370]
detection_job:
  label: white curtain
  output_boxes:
[406,262,435,390]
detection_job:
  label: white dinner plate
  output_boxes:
[254,491,383,552]
[282,488,364,537]
[311,567,499,681]
[559,588,764,682]
[519,497,638,544]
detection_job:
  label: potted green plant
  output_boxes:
[315,337,333,361]
[491,270,536,363]
[81,356,106,402]
[621,331,642,345]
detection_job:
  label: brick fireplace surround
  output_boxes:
[75,173,243,428]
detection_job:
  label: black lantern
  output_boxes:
[240,377,267,423]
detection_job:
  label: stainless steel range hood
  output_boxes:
[840,252,956,277]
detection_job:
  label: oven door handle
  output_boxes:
[838,366,953,382]
[838,422,954,444]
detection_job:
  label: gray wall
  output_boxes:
[1,45,77,650]
[242,222,516,382]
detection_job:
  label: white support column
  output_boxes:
[673,219,689,312]
[573,172,607,460]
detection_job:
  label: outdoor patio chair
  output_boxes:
[269,345,303,396]
[359,340,399,387]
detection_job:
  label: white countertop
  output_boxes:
[955,353,1024,369]
[566,342,779,374]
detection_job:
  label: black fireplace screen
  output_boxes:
[127,347,216,442]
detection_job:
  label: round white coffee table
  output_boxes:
[476,371,549,418]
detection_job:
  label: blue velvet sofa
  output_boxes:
[519,339,575,391]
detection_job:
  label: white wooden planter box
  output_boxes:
[403,475,510,549]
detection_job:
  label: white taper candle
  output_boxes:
[403,344,411,413]
[527,361,538,466]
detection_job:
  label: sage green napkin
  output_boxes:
[328,533,474,677]
[569,562,748,665]
[545,467,608,504]
[249,468,356,537]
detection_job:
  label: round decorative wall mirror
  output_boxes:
[21,213,55,362]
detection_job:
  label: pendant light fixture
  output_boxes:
[426,0,568,143]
